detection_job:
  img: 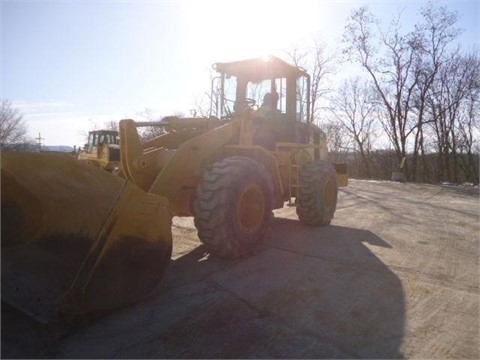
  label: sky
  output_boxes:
[1,0,479,147]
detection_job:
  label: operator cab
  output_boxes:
[84,130,120,153]
[212,56,311,144]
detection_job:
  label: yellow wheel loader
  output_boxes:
[77,130,121,172]
[1,56,347,322]
[120,56,347,257]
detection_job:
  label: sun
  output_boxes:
[182,0,324,62]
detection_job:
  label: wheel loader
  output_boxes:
[1,56,347,323]
[77,129,121,172]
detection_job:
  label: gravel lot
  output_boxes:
[2,179,479,359]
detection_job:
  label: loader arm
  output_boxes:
[119,118,242,215]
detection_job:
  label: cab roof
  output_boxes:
[213,56,307,82]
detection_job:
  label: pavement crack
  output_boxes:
[422,188,444,201]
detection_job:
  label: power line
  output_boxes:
[36,132,44,152]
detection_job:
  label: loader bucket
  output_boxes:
[1,152,172,323]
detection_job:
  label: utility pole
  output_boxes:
[37,132,44,152]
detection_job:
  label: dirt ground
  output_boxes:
[2,179,479,359]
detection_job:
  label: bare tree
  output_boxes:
[343,6,423,178]
[410,2,462,181]
[286,37,336,124]
[330,77,378,178]
[457,89,480,183]
[193,69,221,118]
[192,94,212,118]
[103,120,119,132]
[0,100,29,150]
[343,3,470,181]
[322,118,351,163]
[427,51,480,183]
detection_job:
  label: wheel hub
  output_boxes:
[237,184,265,234]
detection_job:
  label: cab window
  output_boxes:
[296,75,309,123]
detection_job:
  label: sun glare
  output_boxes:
[179,0,333,107]
[183,1,327,62]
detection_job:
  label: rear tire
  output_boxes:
[194,156,274,258]
[296,160,338,226]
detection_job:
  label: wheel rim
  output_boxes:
[323,178,336,212]
[237,183,265,234]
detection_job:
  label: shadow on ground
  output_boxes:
[2,219,405,359]
[134,219,406,359]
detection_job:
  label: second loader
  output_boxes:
[77,129,121,172]
[1,56,347,322]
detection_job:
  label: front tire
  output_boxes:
[296,160,338,226]
[194,156,274,258]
